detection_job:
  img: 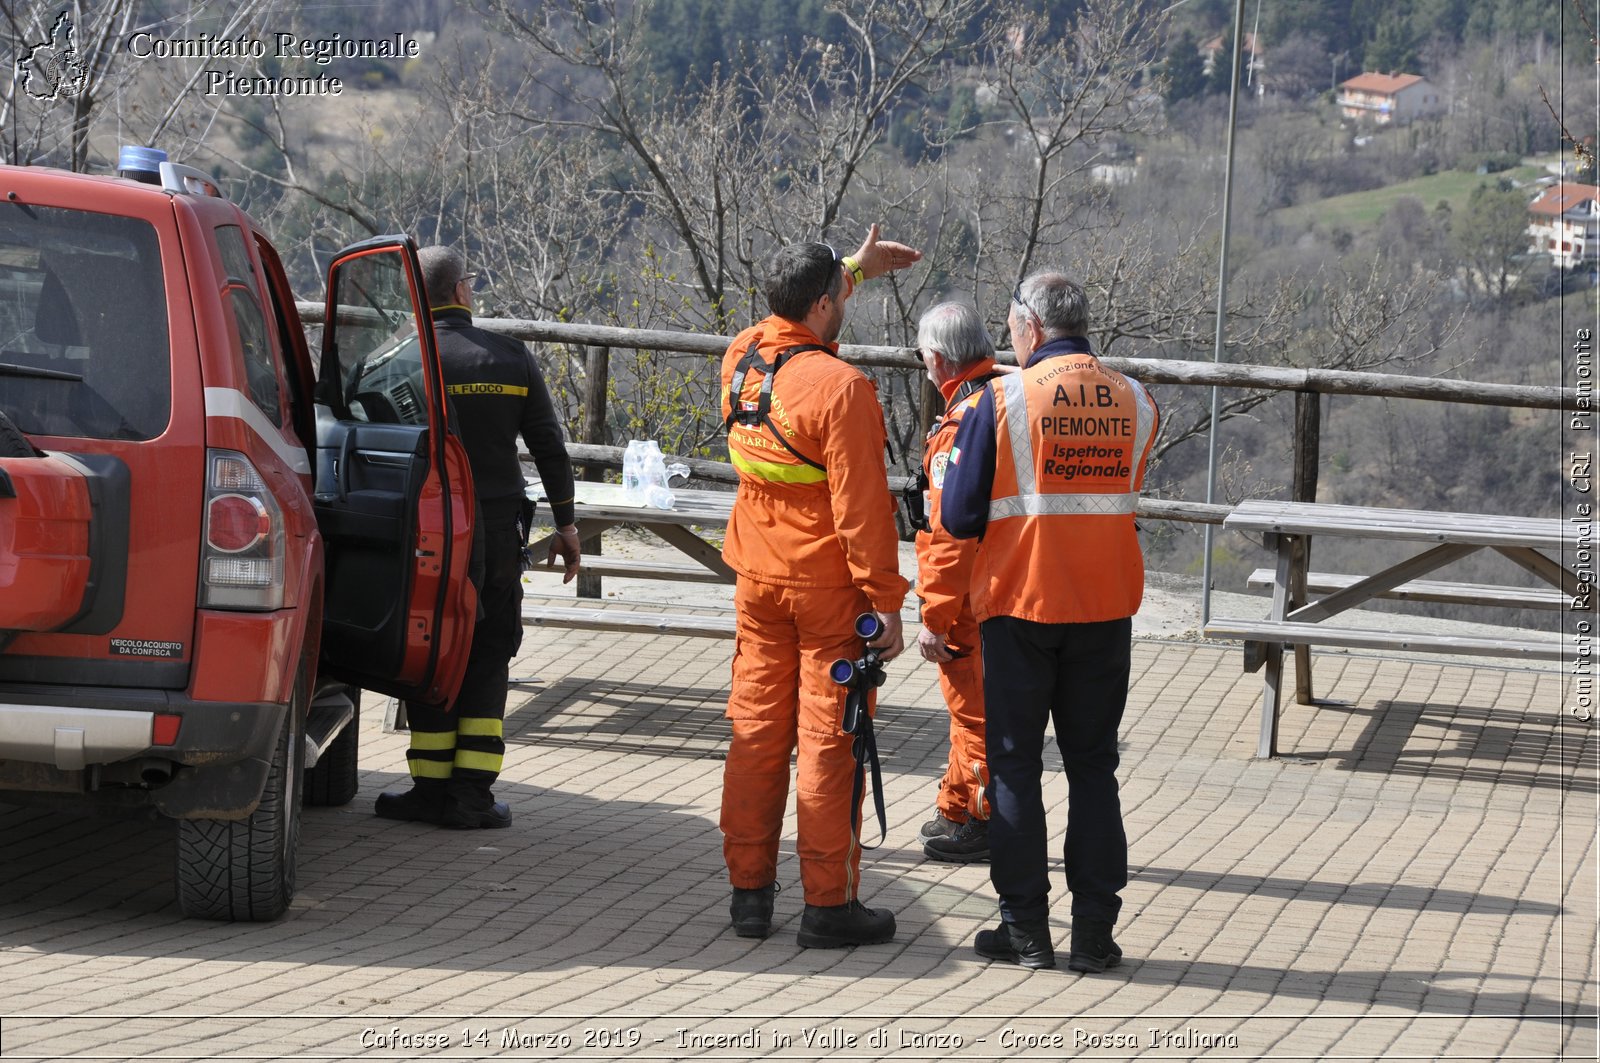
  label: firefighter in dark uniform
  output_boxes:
[375,245,581,829]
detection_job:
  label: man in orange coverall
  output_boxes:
[720,227,920,948]
[912,302,1003,863]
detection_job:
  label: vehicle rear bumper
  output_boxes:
[0,702,156,770]
[0,690,286,818]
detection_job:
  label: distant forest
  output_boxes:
[630,0,1585,88]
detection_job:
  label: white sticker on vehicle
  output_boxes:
[110,638,184,659]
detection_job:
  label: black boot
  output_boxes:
[796,900,896,949]
[443,780,511,829]
[917,813,962,843]
[974,919,1056,969]
[923,817,989,863]
[374,779,451,824]
[730,883,778,938]
[1067,920,1123,973]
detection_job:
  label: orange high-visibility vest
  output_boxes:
[970,352,1159,624]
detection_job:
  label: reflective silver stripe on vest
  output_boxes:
[997,372,1035,501]
[990,492,1139,519]
[987,361,1153,522]
[1129,379,1158,491]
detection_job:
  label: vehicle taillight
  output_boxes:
[200,450,284,610]
[206,494,270,553]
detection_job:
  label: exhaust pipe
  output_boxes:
[139,759,175,786]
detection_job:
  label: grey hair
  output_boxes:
[916,301,994,368]
[417,245,468,308]
[1016,271,1090,338]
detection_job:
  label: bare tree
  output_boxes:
[3,0,136,168]
[1,0,273,170]
[479,0,983,332]
[978,0,1167,281]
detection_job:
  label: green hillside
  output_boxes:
[1279,165,1546,228]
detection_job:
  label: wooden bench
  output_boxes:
[1203,500,1580,758]
[1204,618,1564,663]
[1244,569,1568,610]
[572,555,729,584]
[520,603,735,639]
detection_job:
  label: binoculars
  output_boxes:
[830,613,887,735]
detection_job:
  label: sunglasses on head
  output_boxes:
[812,243,843,305]
[1012,281,1038,322]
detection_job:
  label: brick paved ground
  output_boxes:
[1,598,1593,1061]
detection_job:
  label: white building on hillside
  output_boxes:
[1337,73,1445,125]
[1528,182,1600,269]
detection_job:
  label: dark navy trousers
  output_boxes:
[980,614,1131,927]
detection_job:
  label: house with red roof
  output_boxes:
[1528,182,1600,269]
[1337,73,1445,125]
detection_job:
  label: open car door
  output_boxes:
[313,236,476,706]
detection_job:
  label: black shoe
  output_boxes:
[923,817,989,863]
[1067,921,1123,973]
[443,797,512,829]
[730,883,778,938]
[918,813,962,843]
[796,900,896,949]
[974,919,1056,969]
[374,784,449,824]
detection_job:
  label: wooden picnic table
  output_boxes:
[523,479,739,639]
[527,480,736,584]
[1202,500,1580,758]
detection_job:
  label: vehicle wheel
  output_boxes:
[175,685,304,921]
[305,687,360,807]
[0,410,34,457]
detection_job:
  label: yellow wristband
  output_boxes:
[841,256,865,285]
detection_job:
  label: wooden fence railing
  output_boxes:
[296,304,1582,532]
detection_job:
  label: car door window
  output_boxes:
[321,253,428,425]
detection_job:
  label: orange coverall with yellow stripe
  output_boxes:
[719,315,909,906]
[915,358,998,824]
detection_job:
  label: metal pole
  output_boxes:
[1200,0,1250,625]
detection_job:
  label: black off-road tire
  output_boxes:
[0,410,34,457]
[175,692,304,921]
[305,689,360,808]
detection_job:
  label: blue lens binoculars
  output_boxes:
[831,613,886,734]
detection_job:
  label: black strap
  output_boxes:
[724,342,831,471]
[845,686,887,849]
[515,497,537,572]
[901,467,930,533]
[949,370,1000,410]
[722,339,765,431]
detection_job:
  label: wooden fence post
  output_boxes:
[1290,389,1321,704]
[576,345,610,600]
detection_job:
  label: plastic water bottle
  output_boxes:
[640,441,673,508]
[622,440,648,504]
